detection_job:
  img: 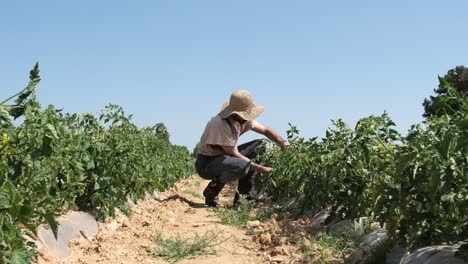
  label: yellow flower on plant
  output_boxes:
[377,143,384,150]
[64,147,71,152]
[389,145,395,152]
[2,133,9,144]
[356,123,362,130]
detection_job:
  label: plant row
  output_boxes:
[256,77,467,251]
[0,65,194,263]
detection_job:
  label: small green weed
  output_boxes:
[149,230,222,263]
[213,195,253,227]
[255,208,275,221]
[214,195,279,227]
[303,228,364,263]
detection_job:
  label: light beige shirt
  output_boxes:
[197,114,257,156]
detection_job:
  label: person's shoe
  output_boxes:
[205,196,221,207]
[203,188,221,207]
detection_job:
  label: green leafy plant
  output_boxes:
[1,64,194,263]
[256,76,467,252]
[385,82,468,248]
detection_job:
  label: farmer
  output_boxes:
[195,90,290,207]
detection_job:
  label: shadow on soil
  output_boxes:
[162,194,207,209]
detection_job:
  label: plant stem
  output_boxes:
[0,86,30,105]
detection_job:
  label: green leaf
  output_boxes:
[435,136,453,159]
[30,62,40,81]
[373,195,385,216]
[41,213,59,239]
[45,124,59,139]
[10,247,30,264]
[441,193,455,203]
[396,152,417,175]
[0,105,12,125]
[0,193,10,209]
[14,88,33,106]
[438,76,451,89]
[8,106,26,119]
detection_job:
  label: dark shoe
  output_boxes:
[205,196,221,207]
[203,188,221,207]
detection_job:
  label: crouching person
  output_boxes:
[195,90,290,207]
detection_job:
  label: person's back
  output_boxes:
[198,114,254,157]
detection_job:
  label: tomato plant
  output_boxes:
[257,77,467,251]
[0,64,194,263]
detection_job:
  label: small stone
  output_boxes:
[142,221,151,227]
[107,220,118,232]
[153,190,160,200]
[247,220,261,228]
[280,237,288,245]
[260,233,272,246]
[252,235,259,243]
[275,228,283,235]
[94,245,102,253]
[271,256,284,263]
[273,246,290,256]
[271,247,283,256]
[122,220,130,228]
[192,223,200,227]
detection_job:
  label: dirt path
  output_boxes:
[37,176,266,264]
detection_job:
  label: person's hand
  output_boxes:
[280,141,291,150]
[259,166,273,175]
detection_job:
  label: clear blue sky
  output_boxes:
[1,1,467,149]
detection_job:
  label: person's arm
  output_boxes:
[251,121,290,150]
[220,145,272,175]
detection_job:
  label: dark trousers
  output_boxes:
[195,139,263,201]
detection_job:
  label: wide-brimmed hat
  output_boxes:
[219,90,265,121]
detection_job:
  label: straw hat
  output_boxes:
[219,90,265,121]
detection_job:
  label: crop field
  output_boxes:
[1,65,467,263]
